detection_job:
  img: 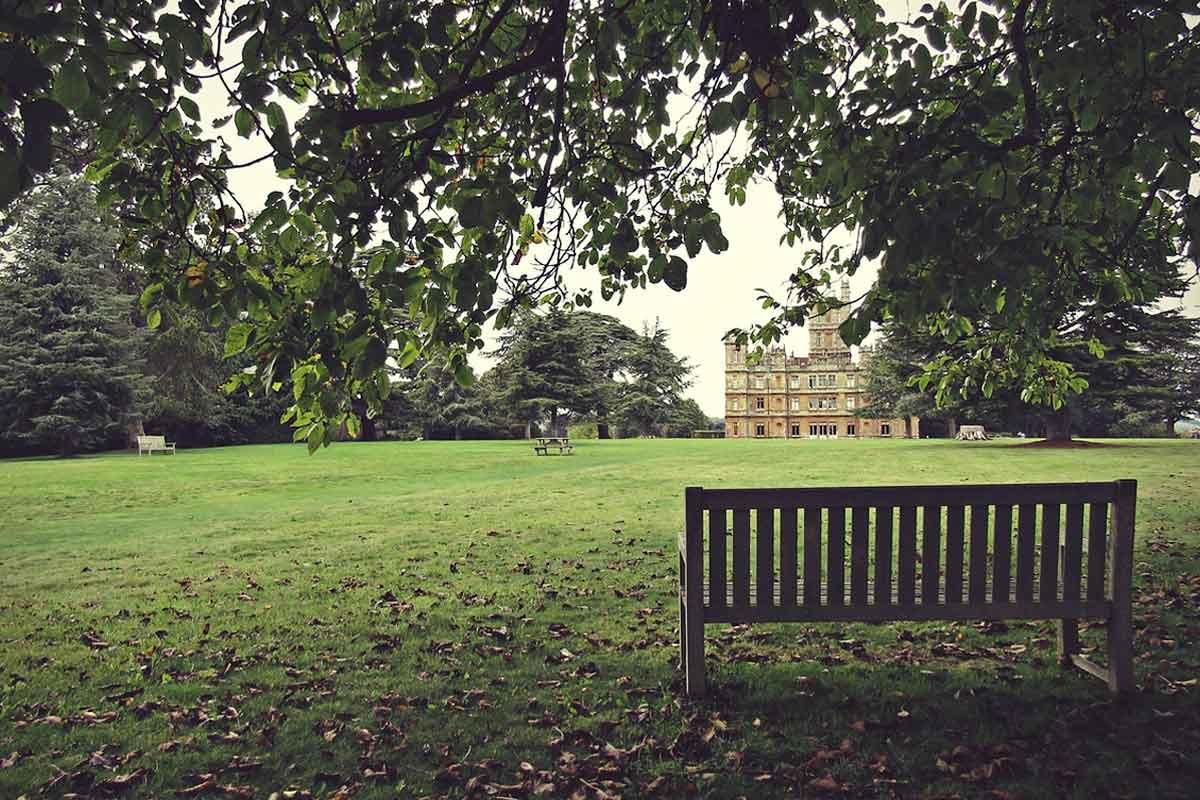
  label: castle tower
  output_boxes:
[808,278,852,364]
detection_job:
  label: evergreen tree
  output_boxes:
[615,320,692,438]
[0,174,143,456]
[492,309,603,438]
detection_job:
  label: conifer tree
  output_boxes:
[0,174,143,456]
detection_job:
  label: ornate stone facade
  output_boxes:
[724,281,918,439]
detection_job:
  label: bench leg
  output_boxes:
[684,604,705,697]
[1057,618,1078,666]
[678,554,687,671]
[1107,612,1134,693]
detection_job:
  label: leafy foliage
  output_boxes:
[3,0,1196,434]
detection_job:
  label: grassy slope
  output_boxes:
[0,439,1197,799]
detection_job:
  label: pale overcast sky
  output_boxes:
[198,4,1200,419]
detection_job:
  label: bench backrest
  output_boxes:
[683,481,1135,622]
[138,435,167,447]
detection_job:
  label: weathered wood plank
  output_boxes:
[874,506,893,606]
[851,507,869,605]
[1108,480,1136,693]
[699,482,1118,511]
[779,508,797,607]
[756,508,775,609]
[803,507,821,606]
[921,505,942,604]
[703,599,1112,624]
[732,508,751,610]
[898,506,917,606]
[1016,504,1036,604]
[708,509,727,610]
[945,505,965,604]
[1041,504,1060,603]
[827,506,845,606]
[683,487,706,696]
[1062,504,1084,605]
[968,504,988,604]
[1087,502,1108,603]
[993,504,1013,603]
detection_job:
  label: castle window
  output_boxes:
[790,375,801,388]
[755,397,765,410]
[847,374,857,388]
[846,396,855,410]
[790,397,801,411]
[847,424,857,436]
[755,424,765,437]
[809,375,818,388]
[881,423,892,436]
[733,423,739,435]
[809,424,817,436]
[791,424,801,436]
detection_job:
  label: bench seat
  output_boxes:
[678,481,1136,697]
[689,580,1112,623]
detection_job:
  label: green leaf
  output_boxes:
[234,108,255,137]
[279,225,300,255]
[147,308,162,329]
[709,101,735,133]
[178,97,201,121]
[224,323,253,358]
[266,102,287,133]
[926,24,947,52]
[53,61,89,110]
[978,12,999,45]
[664,256,687,291]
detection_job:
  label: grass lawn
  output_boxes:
[1,438,1198,799]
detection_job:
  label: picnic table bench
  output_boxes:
[137,435,176,455]
[533,436,574,455]
[678,480,1136,697]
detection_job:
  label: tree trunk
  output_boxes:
[946,417,957,439]
[597,421,610,439]
[524,420,532,440]
[1165,415,1178,438]
[550,408,559,437]
[454,425,462,441]
[1043,408,1072,441]
[350,397,377,441]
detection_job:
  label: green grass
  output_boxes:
[1,438,1198,799]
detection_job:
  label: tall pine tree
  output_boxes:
[0,174,143,456]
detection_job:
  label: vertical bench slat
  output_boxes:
[756,508,775,608]
[898,506,917,606]
[874,506,893,606]
[709,509,727,610]
[1041,504,1060,603]
[1062,504,1084,604]
[733,509,751,609]
[803,507,822,606]
[1016,504,1036,604]
[968,505,988,604]
[1087,502,1108,603]
[779,508,798,607]
[827,506,846,606]
[993,505,1013,602]
[851,507,869,605]
[945,505,965,604]
[921,505,942,604]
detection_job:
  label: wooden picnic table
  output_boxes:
[533,436,573,455]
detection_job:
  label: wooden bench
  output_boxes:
[678,481,1136,697]
[137,434,176,455]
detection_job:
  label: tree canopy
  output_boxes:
[2,0,1196,443]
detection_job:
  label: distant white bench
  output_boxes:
[137,435,176,455]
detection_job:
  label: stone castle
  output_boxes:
[724,280,918,439]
